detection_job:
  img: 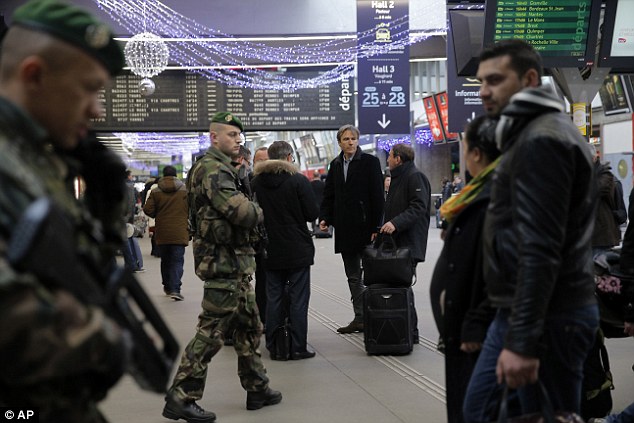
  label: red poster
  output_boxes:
[434,91,460,140]
[423,95,445,143]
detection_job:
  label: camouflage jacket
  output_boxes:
[187,146,263,280]
[0,97,124,412]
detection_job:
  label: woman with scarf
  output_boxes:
[429,116,500,423]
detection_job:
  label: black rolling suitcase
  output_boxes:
[363,285,415,355]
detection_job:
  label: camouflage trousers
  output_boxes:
[168,275,269,401]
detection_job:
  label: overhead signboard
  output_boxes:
[357,0,410,134]
[483,0,602,68]
[92,70,355,132]
[598,0,634,73]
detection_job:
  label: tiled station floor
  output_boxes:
[102,220,634,422]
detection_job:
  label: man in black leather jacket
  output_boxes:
[463,40,599,422]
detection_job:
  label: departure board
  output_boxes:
[483,0,601,67]
[92,70,355,132]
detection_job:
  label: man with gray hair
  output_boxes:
[319,124,384,333]
[252,141,319,359]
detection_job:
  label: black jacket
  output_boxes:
[311,179,325,210]
[383,161,431,262]
[320,147,384,254]
[483,87,597,357]
[252,159,318,270]
[430,183,495,351]
[591,162,620,248]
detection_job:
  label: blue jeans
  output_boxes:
[158,244,185,294]
[341,252,365,322]
[265,266,311,353]
[463,305,599,423]
[122,237,143,271]
[607,401,634,423]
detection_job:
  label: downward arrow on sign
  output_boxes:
[377,114,391,129]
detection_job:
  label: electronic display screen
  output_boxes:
[92,70,355,132]
[448,8,485,76]
[483,0,602,68]
[598,0,634,72]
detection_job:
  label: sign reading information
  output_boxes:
[92,70,355,132]
[357,0,410,134]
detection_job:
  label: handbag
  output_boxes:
[362,234,415,287]
[496,382,585,423]
[271,320,291,361]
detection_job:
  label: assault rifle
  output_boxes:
[7,198,179,393]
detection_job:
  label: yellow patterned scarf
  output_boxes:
[440,157,500,223]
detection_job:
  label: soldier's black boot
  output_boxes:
[246,387,282,410]
[162,395,216,423]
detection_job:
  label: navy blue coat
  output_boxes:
[383,161,431,262]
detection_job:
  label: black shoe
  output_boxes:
[223,337,234,346]
[246,387,282,410]
[169,292,184,301]
[291,349,316,360]
[269,353,288,361]
[162,397,216,423]
[337,321,364,334]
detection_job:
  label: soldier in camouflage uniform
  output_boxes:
[0,1,129,422]
[162,112,282,423]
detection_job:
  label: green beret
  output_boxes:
[211,111,244,132]
[13,0,124,76]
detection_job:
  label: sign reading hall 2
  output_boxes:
[357,0,410,134]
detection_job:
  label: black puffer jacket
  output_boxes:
[251,159,319,270]
[483,87,597,357]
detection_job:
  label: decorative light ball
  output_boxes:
[124,32,169,79]
[139,78,156,96]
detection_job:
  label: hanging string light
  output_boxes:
[96,0,445,90]
[377,128,434,152]
[116,132,209,155]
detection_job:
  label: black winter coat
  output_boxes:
[320,147,384,254]
[483,87,597,357]
[591,162,620,248]
[252,160,319,270]
[383,161,431,262]
[430,184,495,351]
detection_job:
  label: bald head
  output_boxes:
[0,25,110,150]
[0,26,73,83]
